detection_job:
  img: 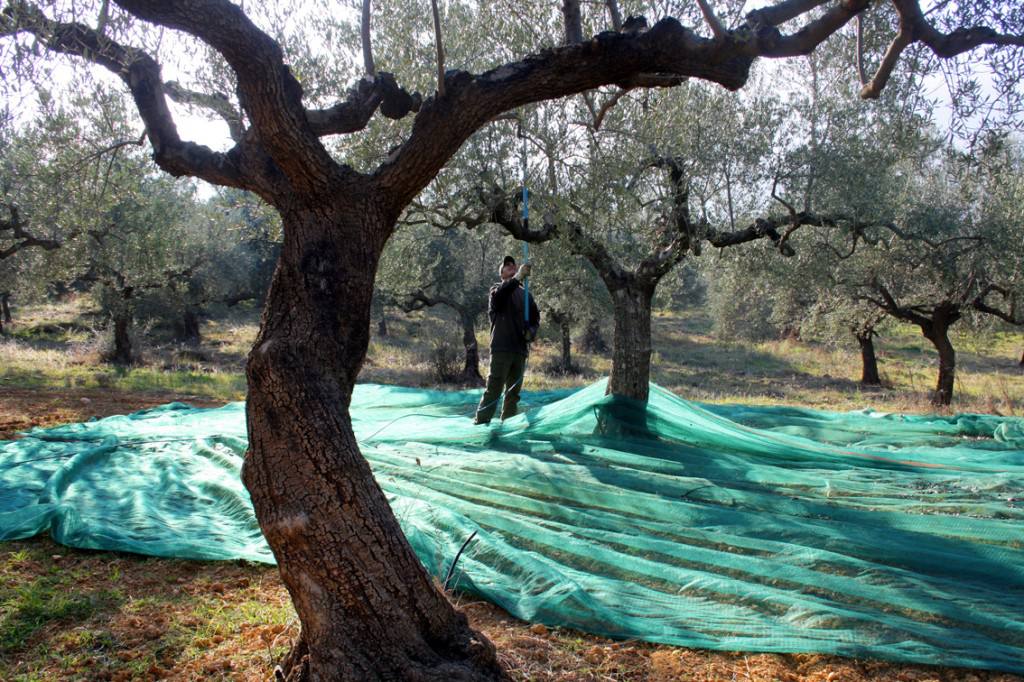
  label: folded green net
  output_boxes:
[2,380,1022,672]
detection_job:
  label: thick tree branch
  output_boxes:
[111,0,336,192]
[892,0,1024,59]
[2,2,247,190]
[306,73,422,136]
[606,0,622,32]
[860,27,912,98]
[562,221,630,290]
[373,6,881,209]
[164,80,245,142]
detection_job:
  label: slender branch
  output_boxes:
[860,27,912,99]
[605,0,622,31]
[96,0,109,34]
[361,0,375,76]
[972,284,1022,325]
[0,202,62,260]
[430,0,445,96]
[746,0,831,29]
[592,88,627,130]
[695,0,726,41]
[563,0,583,44]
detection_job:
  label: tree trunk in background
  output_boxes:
[110,312,133,366]
[920,308,958,406]
[608,283,655,401]
[459,311,483,384]
[177,307,202,346]
[241,199,505,681]
[560,316,572,369]
[856,331,881,386]
[0,292,10,323]
[378,315,388,337]
[579,317,608,353]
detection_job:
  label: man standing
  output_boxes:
[474,255,540,424]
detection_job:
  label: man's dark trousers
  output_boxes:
[474,351,526,423]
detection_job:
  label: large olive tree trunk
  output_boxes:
[242,202,504,681]
[608,283,655,401]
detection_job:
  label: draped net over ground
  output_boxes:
[2,381,1022,672]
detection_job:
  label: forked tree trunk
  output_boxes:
[608,283,655,401]
[110,312,133,366]
[459,312,483,384]
[241,202,505,681]
[855,331,881,386]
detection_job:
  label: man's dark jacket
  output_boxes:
[488,277,540,356]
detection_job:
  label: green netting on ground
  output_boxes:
[2,380,1023,672]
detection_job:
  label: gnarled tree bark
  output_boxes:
[242,200,502,681]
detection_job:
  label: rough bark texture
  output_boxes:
[856,331,881,386]
[241,200,505,682]
[608,283,655,401]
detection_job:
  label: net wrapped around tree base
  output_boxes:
[2,380,1022,672]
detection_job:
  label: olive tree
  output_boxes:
[3,0,1021,678]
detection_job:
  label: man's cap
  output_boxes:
[502,255,516,267]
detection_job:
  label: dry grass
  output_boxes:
[2,537,1019,682]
